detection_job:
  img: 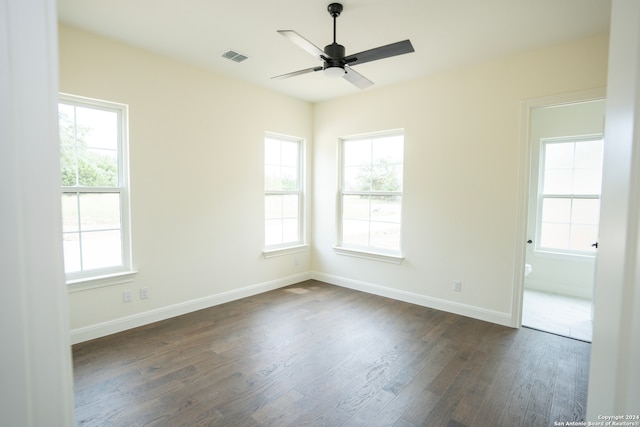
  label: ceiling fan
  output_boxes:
[272,3,415,89]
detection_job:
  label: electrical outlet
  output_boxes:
[123,290,133,302]
[140,288,149,300]
[453,280,462,292]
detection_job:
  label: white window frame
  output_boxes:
[263,132,307,258]
[334,129,404,264]
[535,135,603,258]
[59,93,135,289]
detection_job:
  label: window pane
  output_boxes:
[62,233,81,273]
[573,168,602,194]
[77,148,118,187]
[280,166,298,190]
[545,142,574,169]
[571,199,600,225]
[81,230,123,270]
[265,195,283,220]
[343,195,370,220]
[58,103,75,137]
[265,138,299,191]
[79,193,121,231]
[370,221,401,250]
[543,169,573,194]
[282,195,299,218]
[60,103,119,188]
[265,165,281,191]
[371,163,402,192]
[344,165,371,191]
[371,196,402,223]
[344,139,371,167]
[75,106,118,150]
[264,138,280,165]
[541,198,571,223]
[280,141,298,167]
[282,218,299,242]
[569,224,598,252]
[60,146,78,186]
[540,223,570,249]
[265,219,283,246]
[574,140,603,168]
[62,193,79,232]
[372,135,403,163]
[342,219,370,246]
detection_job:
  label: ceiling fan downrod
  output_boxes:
[327,3,343,44]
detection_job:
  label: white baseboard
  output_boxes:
[70,272,311,344]
[312,271,514,327]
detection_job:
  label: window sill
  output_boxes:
[263,244,309,259]
[333,246,404,264]
[67,270,138,293]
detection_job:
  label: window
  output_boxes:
[337,131,404,260]
[264,134,304,250]
[537,136,603,255]
[59,94,132,281]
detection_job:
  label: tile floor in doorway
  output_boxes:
[522,288,593,342]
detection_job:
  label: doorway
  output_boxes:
[521,97,606,342]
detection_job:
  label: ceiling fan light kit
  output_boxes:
[324,66,346,78]
[272,2,414,89]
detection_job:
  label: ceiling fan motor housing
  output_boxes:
[323,42,346,74]
[324,42,345,61]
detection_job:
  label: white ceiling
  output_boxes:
[57,0,611,103]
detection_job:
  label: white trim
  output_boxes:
[263,244,309,258]
[312,272,512,326]
[1,0,74,424]
[332,246,404,264]
[67,270,138,293]
[70,272,311,344]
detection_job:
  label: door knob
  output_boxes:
[592,242,598,248]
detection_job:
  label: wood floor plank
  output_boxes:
[72,280,590,427]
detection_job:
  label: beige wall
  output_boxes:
[59,25,313,339]
[312,34,609,323]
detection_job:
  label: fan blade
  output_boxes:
[277,30,327,60]
[272,66,323,80]
[343,65,374,89]
[344,40,414,66]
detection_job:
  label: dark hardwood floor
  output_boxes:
[72,280,590,427]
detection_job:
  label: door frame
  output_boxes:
[512,87,606,328]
